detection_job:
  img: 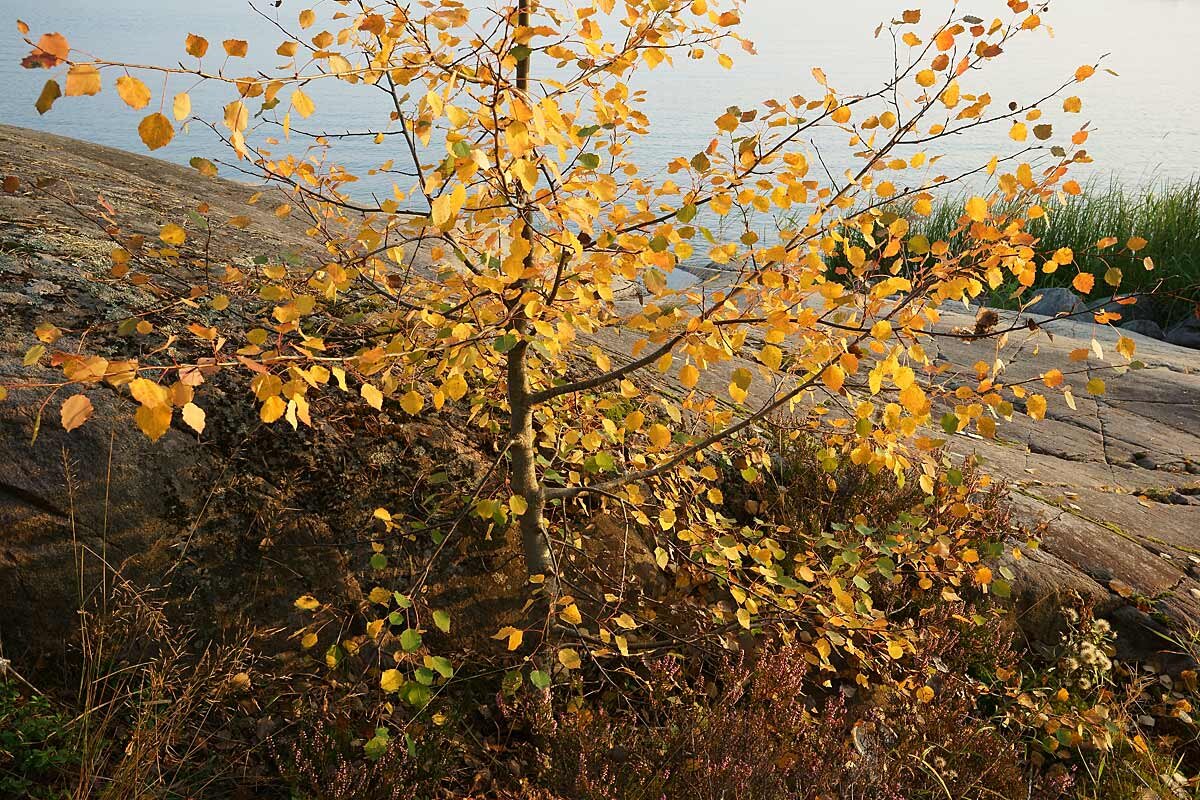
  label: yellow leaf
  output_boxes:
[887,640,904,659]
[138,113,174,151]
[443,374,468,401]
[510,158,538,192]
[1027,394,1047,420]
[1009,121,1027,141]
[380,669,403,692]
[1116,336,1135,359]
[181,402,206,433]
[260,395,286,423]
[560,604,583,625]
[679,364,699,389]
[916,685,935,703]
[400,390,424,415]
[223,39,248,57]
[64,65,102,97]
[509,494,529,516]
[116,75,151,109]
[135,403,172,441]
[299,9,316,28]
[965,196,988,223]
[431,183,466,227]
[759,344,782,370]
[1072,272,1095,294]
[60,394,93,431]
[647,423,670,449]
[35,79,60,115]
[558,648,582,669]
[159,223,187,246]
[361,383,384,410]
[822,364,845,393]
[172,92,191,121]
[128,377,169,407]
[223,100,249,132]
[1086,378,1106,396]
[294,595,320,610]
[291,88,315,118]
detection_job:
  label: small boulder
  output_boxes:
[1024,287,1083,318]
[1088,292,1158,324]
[1120,319,1166,340]
[1165,316,1200,350]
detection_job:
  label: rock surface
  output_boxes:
[1120,318,1166,340]
[1023,287,1084,318]
[1166,315,1200,350]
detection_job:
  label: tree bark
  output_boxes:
[506,0,556,592]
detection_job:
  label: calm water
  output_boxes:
[2,0,1198,196]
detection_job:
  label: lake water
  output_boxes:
[2,0,1198,197]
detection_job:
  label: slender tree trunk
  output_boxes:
[507,0,556,591]
[507,341,552,583]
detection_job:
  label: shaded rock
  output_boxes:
[0,381,204,657]
[1024,287,1083,318]
[1120,318,1165,340]
[1165,315,1200,349]
[996,544,1114,647]
[1088,292,1158,324]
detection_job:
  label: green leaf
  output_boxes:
[578,152,600,170]
[433,609,451,633]
[400,628,422,652]
[430,656,454,679]
[370,553,387,570]
[941,413,959,435]
[364,729,389,760]
[402,681,431,708]
[677,203,698,223]
[189,156,218,177]
[530,669,551,690]
[502,670,523,697]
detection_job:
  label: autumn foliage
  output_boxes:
[8,0,1157,729]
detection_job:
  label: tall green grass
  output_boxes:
[916,178,1200,326]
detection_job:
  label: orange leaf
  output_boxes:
[185,33,209,58]
[138,113,174,151]
[60,393,94,431]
